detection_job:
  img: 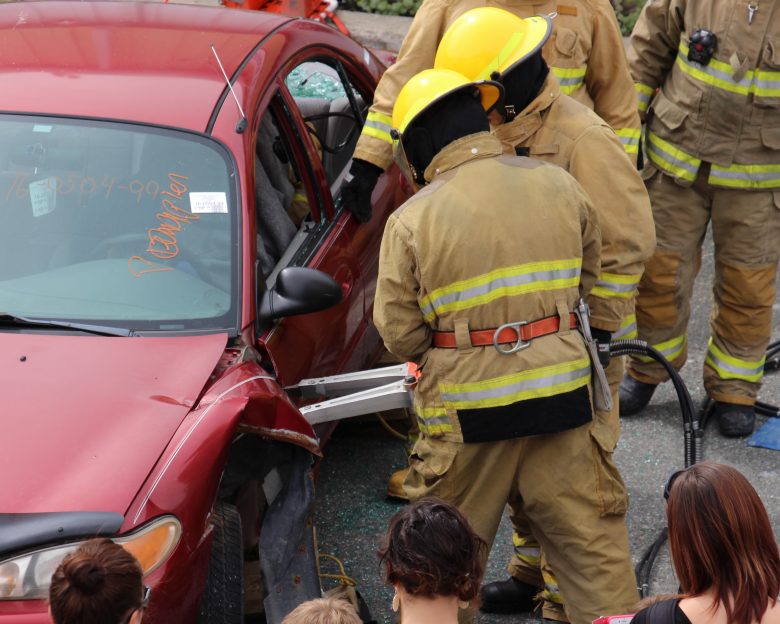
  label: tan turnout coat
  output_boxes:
[628,0,780,189]
[374,133,601,443]
[357,0,642,171]
[493,74,654,332]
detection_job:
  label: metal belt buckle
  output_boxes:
[493,321,529,355]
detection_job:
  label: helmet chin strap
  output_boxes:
[499,52,549,121]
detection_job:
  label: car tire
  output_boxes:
[197,502,244,624]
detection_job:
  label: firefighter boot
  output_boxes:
[714,402,755,438]
[386,467,410,501]
[479,577,540,614]
[618,374,658,416]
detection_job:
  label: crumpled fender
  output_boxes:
[201,361,321,456]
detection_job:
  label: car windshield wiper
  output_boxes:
[0,312,133,337]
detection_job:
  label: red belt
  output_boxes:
[432,313,578,350]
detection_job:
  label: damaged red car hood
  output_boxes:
[0,332,228,514]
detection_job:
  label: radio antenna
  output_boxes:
[211,43,247,134]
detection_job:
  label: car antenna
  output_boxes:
[210,43,248,134]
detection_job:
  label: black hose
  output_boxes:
[634,528,668,599]
[609,339,698,598]
[611,339,699,466]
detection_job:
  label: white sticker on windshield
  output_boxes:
[190,192,228,214]
[29,178,57,217]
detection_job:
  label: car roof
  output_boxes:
[0,1,293,132]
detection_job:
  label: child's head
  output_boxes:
[281,596,362,624]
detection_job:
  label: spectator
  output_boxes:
[281,596,362,624]
[49,538,148,624]
[378,498,485,623]
[633,462,780,624]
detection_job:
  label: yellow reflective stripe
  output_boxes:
[676,43,753,95]
[646,131,701,181]
[440,358,591,410]
[676,43,780,99]
[292,192,308,203]
[419,258,581,321]
[542,570,564,604]
[592,272,641,299]
[366,111,393,126]
[413,405,453,436]
[362,111,394,144]
[361,125,393,144]
[637,334,686,363]
[552,65,586,94]
[705,338,764,383]
[635,82,654,113]
[709,162,780,190]
[612,314,638,341]
[754,68,780,97]
[512,532,540,564]
[616,128,641,155]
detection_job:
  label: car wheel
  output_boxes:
[197,502,244,624]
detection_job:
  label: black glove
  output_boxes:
[591,328,612,368]
[342,159,382,223]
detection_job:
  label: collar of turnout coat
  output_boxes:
[423,132,504,182]
[492,73,562,145]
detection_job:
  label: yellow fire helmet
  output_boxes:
[392,68,503,136]
[434,7,553,81]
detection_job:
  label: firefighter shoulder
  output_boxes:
[345,0,640,221]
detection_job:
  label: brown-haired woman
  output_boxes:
[378,497,486,624]
[49,538,149,624]
[633,461,780,624]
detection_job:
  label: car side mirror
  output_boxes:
[259,267,342,322]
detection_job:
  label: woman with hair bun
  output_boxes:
[633,462,780,624]
[378,498,486,623]
[49,538,148,624]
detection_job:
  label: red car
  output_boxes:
[0,2,406,622]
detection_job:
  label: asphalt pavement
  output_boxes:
[313,229,780,624]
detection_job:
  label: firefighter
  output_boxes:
[619,0,780,437]
[430,7,653,618]
[374,66,638,624]
[342,0,642,225]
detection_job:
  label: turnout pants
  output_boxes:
[505,356,626,621]
[404,419,638,624]
[628,165,780,405]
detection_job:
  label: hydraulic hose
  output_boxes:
[610,339,700,465]
[608,339,699,598]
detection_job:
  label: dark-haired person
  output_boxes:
[378,498,486,623]
[49,538,148,624]
[633,462,780,624]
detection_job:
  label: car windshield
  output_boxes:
[0,115,238,333]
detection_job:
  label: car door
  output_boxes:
[256,51,380,386]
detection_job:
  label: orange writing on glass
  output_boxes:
[128,255,174,278]
[129,173,200,278]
